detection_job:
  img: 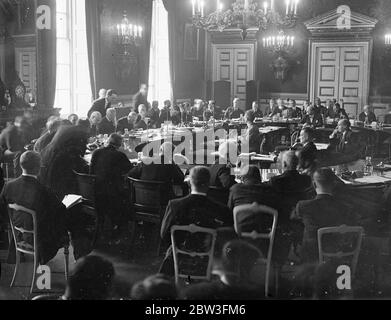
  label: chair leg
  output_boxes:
[10,252,20,287]
[31,257,38,294]
[274,266,281,298]
[265,263,271,298]
[64,245,70,281]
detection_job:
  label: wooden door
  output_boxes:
[213,44,255,109]
[310,42,369,118]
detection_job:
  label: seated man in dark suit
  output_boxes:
[191,99,206,121]
[270,98,287,117]
[87,89,117,118]
[181,240,262,300]
[328,119,362,164]
[203,100,223,121]
[158,100,172,127]
[0,151,68,264]
[98,108,117,136]
[247,101,263,119]
[209,141,237,190]
[129,142,184,185]
[148,101,160,128]
[159,166,234,275]
[90,134,132,239]
[301,106,323,128]
[269,151,313,264]
[116,111,139,134]
[134,104,149,130]
[228,165,278,210]
[242,110,262,154]
[224,98,245,120]
[359,105,377,124]
[294,127,318,174]
[291,168,358,262]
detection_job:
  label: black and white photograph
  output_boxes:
[1,0,391,308]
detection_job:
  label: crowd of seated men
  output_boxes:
[0,84,386,300]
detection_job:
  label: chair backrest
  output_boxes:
[128,177,171,211]
[213,80,231,108]
[208,186,229,206]
[8,204,37,255]
[171,224,217,284]
[74,171,97,204]
[318,225,364,276]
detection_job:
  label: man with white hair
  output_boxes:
[116,111,139,134]
[135,104,149,130]
[359,105,377,124]
[89,111,102,137]
[191,99,205,121]
[224,97,245,120]
[98,108,117,135]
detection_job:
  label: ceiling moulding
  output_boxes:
[304,8,378,37]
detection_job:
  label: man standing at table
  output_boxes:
[90,133,132,241]
[133,84,148,113]
[87,89,118,118]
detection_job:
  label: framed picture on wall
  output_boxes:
[184,23,199,61]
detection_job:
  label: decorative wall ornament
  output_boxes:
[270,55,289,81]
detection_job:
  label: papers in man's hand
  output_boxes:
[62,194,83,209]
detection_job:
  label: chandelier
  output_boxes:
[385,34,391,46]
[191,0,299,40]
[263,30,294,54]
[116,11,143,55]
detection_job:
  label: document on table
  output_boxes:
[62,195,83,210]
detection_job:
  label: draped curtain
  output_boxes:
[36,0,56,109]
[162,0,176,101]
[138,0,153,87]
[86,0,102,100]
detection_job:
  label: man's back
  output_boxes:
[228,183,278,210]
[90,146,132,193]
[1,176,67,264]
[161,194,233,240]
[98,117,115,135]
[0,125,26,153]
[294,194,358,261]
[209,163,236,190]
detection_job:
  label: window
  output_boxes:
[148,0,172,106]
[54,0,91,117]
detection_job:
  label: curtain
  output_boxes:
[36,0,56,109]
[162,0,176,101]
[138,0,153,86]
[86,0,102,100]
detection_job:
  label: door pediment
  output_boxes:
[305,7,378,37]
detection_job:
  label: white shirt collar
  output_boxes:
[22,174,38,180]
[191,191,208,197]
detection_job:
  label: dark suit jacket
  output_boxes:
[87,98,110,118]
[298,142,318,171]
[148,108,161,128]
[135,119,148,130]
[228,183,278,210]
[271,106,286,117]
[247,110,264,119]
[359,112,377,123]
[0,176,67,264]
[292,194,358,262]
[301,114,323,128]
[269,170,313,226]
[224,108,244,120]
[116,117,135,134]
[90,145,132,195]
[329,130,361,155]
[160,194,233,242]
[247,126,262,154]
[133,92,148,112]
[209,163,237,190]
[97,117,116,135]
[129,158,184,185]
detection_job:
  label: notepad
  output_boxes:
[62,195,83,210]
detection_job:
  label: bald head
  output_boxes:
[281,151,299,171]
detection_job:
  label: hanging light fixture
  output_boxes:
[191,0,299,40]
[263,30,294,53]
[116,11,143,55]
[385,34,391,46]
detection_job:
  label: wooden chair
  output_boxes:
[128,178,172,255]
[318,225,364,277]
[233,203,278,297]
[171,224,217,285]
[8,204,69,294]
[73,171,97,205]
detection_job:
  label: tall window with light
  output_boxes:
[54,0,91,117]
[148,0,172,106]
